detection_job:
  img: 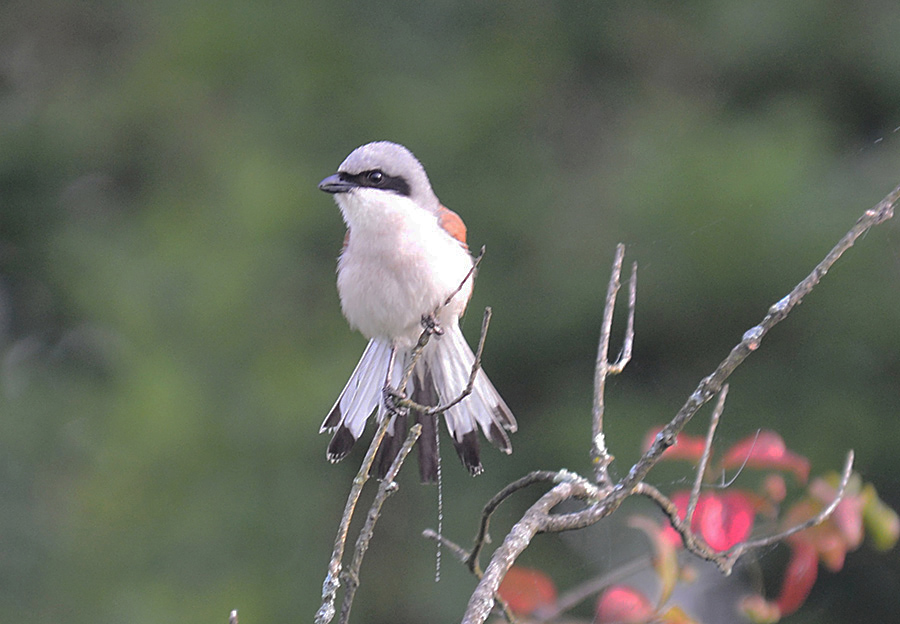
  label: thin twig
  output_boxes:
[315,415,395,624]
[422,529,471,563]
[338,424,423,624]
[720,450,855,569]
[592,244,634,487]
[444,246,486,307]
[609,261,637,375]
[637,450,855,574]
[715,429,761,489]
[686,384,729,527]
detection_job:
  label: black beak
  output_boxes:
[318,174,356,194]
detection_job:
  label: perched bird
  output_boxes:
[318,141,516,481]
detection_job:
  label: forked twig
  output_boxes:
[316,415,396,624]
[338,424,423,624]
[591,244,637,487]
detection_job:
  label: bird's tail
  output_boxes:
[320,327,517,480]
[426,323,516,476]
[320,338,392,463]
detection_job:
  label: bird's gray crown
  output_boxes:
[338,141,440,212]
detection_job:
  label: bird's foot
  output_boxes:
[420,314,444,337]
[383,384,408,415]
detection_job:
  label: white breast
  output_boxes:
[335,189,473,347]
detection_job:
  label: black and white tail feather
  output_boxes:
[320,324,516,481]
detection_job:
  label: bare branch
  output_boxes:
[466,470,566,575]
[462,481,586,624]
[316,414,396,624]
[620,184,897,498]
[338,424,423,624]
[592,244,637,487]
[443,246,486,308]
[686,384,729,526]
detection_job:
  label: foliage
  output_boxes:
[496,429,898,623]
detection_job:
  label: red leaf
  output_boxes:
[722,431,810,483]
[776,540,819,616]
[699,492,755,551]
[497,566,557,616]
[662,490,755,552]
[596,584,655,623]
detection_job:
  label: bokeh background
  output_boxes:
[2,1,899,623]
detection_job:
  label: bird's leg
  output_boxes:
[421,313,444,337]
[382,384,407,415]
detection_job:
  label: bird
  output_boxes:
[318,141,516,481]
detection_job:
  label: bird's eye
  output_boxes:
[366,170,385,185]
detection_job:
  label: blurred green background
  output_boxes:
[2,1,899,622]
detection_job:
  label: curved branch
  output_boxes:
[461,481,584,624]
[467,470,563,574]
